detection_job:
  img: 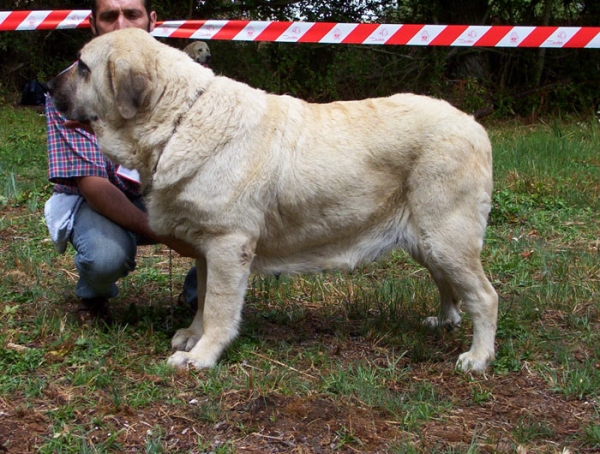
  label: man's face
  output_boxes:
[89,0,156,36]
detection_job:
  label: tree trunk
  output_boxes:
[534,0,553,87]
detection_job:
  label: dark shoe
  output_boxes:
[77,297,112,325]
[177,291,198,313]
[180,267,198,313]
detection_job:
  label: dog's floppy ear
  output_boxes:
[109,58,149,119]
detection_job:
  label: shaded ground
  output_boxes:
[1,205,599,453]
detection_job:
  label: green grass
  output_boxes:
[1,105,599,452]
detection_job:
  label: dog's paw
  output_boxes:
[167,351,217,370]
[171,328,201,352]
[422,316,460,330]
[422,316,440,328]
[456,350,493,373]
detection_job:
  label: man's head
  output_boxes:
[89,0,156,36]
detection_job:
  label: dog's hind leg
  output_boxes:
[171,255,207,352]
[422,275,462,330]
[449,262,497,372]
[168,235,255,370]
[417,234,498,372]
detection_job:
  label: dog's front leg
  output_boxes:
[167,235,255,370]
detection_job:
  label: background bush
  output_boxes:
[1,0,599,119]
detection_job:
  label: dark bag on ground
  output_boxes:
[20,80,49,106]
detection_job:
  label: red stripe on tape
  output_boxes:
[474,25,513,47]
[164,22,201,39]
[256,21,290,42]
[298,22,336,43]
[0,11,29,31]
[386,24,424,45]
[43,10,74,29]
[564,27,600,48]
[213,20,250,40]
[342,23,379,44]
[430,24,468,46]
[518,26,556,47]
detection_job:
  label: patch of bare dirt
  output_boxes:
[416,366,596,452]
[1,354,599,453]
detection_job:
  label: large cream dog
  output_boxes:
[49,28,498,372]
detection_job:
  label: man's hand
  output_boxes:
[160,236,198,258]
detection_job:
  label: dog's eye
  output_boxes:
[78,60,90,77]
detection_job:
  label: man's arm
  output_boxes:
[76,176,197,257]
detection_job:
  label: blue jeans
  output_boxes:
[70,199,197,302]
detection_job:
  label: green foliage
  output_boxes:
[584,422,600,448]
[2,1,600,118]
[0,28,91,94]
[540,360,600,401]
[0,346,45,375]
[0,106,51,206]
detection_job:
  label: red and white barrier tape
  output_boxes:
[2,10,600,48]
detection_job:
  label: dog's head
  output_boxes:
[49,28,215,180]
[48,28,164,123]
[183,41,211,66]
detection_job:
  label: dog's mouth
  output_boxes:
[50,96,71,117]
[52,96,98,124]
[196,55,211,67]
[48,65,95,123]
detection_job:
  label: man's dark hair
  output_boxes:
[90,0,152,18]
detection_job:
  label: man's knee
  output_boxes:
[75,240,136,282]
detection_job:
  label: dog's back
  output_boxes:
[246,94,492,276]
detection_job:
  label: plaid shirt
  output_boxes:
[45,95,140,198]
